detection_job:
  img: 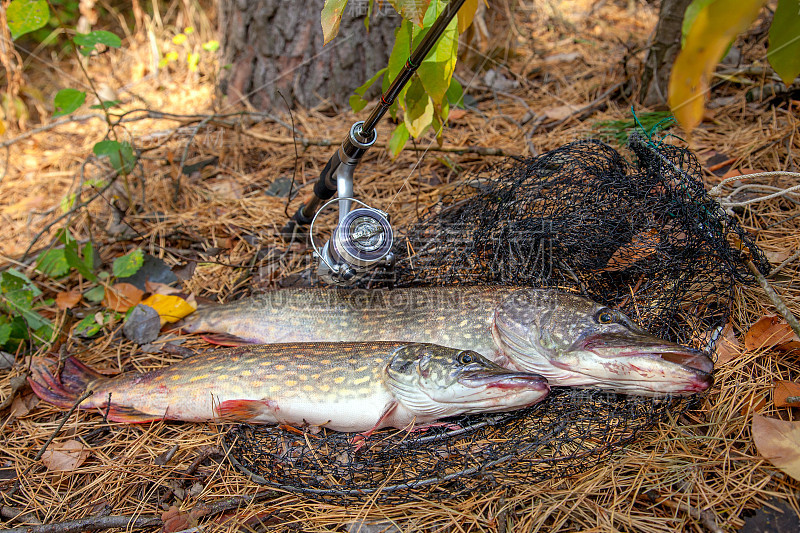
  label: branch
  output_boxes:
[0,488,281,533]
[242,130,507,156]
[0,514,162,533]
[0,114,105,149]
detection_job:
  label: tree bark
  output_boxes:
[217,0,398,111]
[638,0,693,107]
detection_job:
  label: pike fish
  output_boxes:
[28,342,549,432]
[178,286,714,396]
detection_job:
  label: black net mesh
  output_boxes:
[222,134,768,503]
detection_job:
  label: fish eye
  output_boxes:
[596,310,615,324]
[458,352,475,364]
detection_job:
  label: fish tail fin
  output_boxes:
[28,356,101,409]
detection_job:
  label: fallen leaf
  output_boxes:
[605,229,661,271]
[41,440,90,472]
[715,322,741,365]
[103,282,144,312]
[721,168,761,179]
[140,294,197,325]
[752,414,800,482]
[55,290,82,310]
[773,380,800,408]
[765,249,794,264]
[10,393,38,418]
[161,505,192,533]
[744,315,800,352]
[123,304,161,344]
[448,108,467,121]
[543,104,582,121]
[144,280,180,295]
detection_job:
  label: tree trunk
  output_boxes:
[638,0,693,107]
[217,0,398,111]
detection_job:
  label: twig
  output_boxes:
[1,505,43,526]
[769,248,800,278]
[241,130,507,156]
[0,114,105,149]
[0,513,162,533]
[0,487,281,533]
[747,259,800,340]
[655,497,724,533]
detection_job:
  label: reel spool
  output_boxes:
[311,198,394,283]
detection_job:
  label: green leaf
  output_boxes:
[403,76,434,138]
[55,229,97,282]
[388,123,410,158]
[74,314,103,337]
[321,0,349,45]
[1,269,40,297]
[112,249,144,278]
[82,241,95,272]
[202,40,220,52]
[767,0,800,86]
[417,11,458,104]
[73,30,122,56]
[60,192,77,213]
[349,94,369,113]
[83,285,105,303]
[387,0,432,25]
[0,317,11,346]
[52,88,86,117]
[7,0,49,40]
[36,248,70,277]
[668,0,765,133]
[93,140,136,175]
[350,67,386,112]
[89,100,121,110]
[445,77,464,107]
[384,20,413,93]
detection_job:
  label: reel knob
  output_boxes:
[330,207,394,270]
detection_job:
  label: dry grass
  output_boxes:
[1,0,799,531]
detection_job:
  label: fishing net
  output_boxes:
[223,133,769,503]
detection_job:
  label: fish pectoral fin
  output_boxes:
[106,405,163,424]
[353,401,399,452]
[216,399,277,422]
[200,333,253,346]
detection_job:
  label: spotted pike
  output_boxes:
[28,342,549,432]
[178,286,713,396]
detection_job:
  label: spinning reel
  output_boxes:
[281,0,467,284]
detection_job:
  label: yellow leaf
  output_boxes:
[140,294,197,325]
[752,414,800,482]
[457,0,479,34]
[668,0,765,133]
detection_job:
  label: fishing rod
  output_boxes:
[281,0,468,283]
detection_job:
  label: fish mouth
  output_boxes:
[581,334,714,391]
[459,369,549,392]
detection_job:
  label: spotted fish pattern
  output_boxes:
[28,342,549,432]
[178,286,714,396]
